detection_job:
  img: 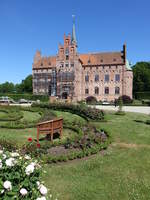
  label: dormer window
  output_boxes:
[113,58,116,62]
[88,59,91,64]
[100,59,103,62]
[41,63,43,66]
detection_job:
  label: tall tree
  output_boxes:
[132,62,150,94]
[20,75,32,93]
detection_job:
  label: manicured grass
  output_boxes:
[21,110,41,122]
[53,110,86,125]
[0,109,85,146]
[42,112,150,200]
[1,107,150,199]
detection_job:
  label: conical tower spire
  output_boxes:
[71,15,77,45]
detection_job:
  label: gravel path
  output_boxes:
[93,105,150,115]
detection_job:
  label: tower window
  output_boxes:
[66,55,69,60]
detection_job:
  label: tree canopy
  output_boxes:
[0,75,32,94]
[132,62,150,94]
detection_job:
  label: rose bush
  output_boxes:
[0,149,49,199]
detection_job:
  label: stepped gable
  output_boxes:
[33,56,56,69]
[79,51,124,66]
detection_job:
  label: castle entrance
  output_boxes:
[62,92,68,99]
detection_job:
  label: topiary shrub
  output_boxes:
[117,95,133,104]
[86,96,97,104]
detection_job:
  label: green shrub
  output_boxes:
[117,95,133,104]
[32,102,105,121]
[146,120,150,125]
[86,96,97,104]
[0,93,49,102]
[135,92,150,100]
[0,149,49,199]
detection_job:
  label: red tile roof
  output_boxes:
[79,52,124,66]
[33,56,56,69]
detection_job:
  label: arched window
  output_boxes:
[95,74,99,82]
[115,87,120,94]
[105,87,109,94]
[85,75,89,82]
[95,87,99,95]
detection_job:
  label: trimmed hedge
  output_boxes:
[32,102,105,121]
[0,93,49,101]
[135,92,150,100]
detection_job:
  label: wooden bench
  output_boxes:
[37,118,63,144]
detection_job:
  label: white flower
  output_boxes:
[36,197,46,200]
[36,181,40,187]
[25,155,31,160]
[5,158,17,167]
[0,159,2,162]
[39,184,47,195]
[1,189,4,194]
[3,154,6,159]
[0,162,2,169]
[10,152,19,157]
[30,162,36,166]
[49,194,52,198]
[3,181,12,190]
[25,164,34,175]
[40,197,46,200]
[0,150,3,154]
[20,188,28,196]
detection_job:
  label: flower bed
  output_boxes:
[0,149,49,199]
[21,125,111,164]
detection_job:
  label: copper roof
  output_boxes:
[79,52,124,66]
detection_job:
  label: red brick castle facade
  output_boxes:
[32,20,133,102]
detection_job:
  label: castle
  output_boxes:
[32,20,133,102]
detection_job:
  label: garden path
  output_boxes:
[93,105,150,115]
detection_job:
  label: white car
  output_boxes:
[102,101,110,105]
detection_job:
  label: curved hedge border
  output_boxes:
[0,107,44,129]
[32,102,105,121]
[0,108,24,121]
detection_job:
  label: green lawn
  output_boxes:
[0,108,150,199]
[0,109,85,146]
[42,112,150,200]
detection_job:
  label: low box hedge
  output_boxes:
[32,102,105,121]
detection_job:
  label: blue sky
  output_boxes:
[0,0,150,83]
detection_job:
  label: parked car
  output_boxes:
[102,101,110,105]
[0,96,16,105]
[18,99,29,104]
